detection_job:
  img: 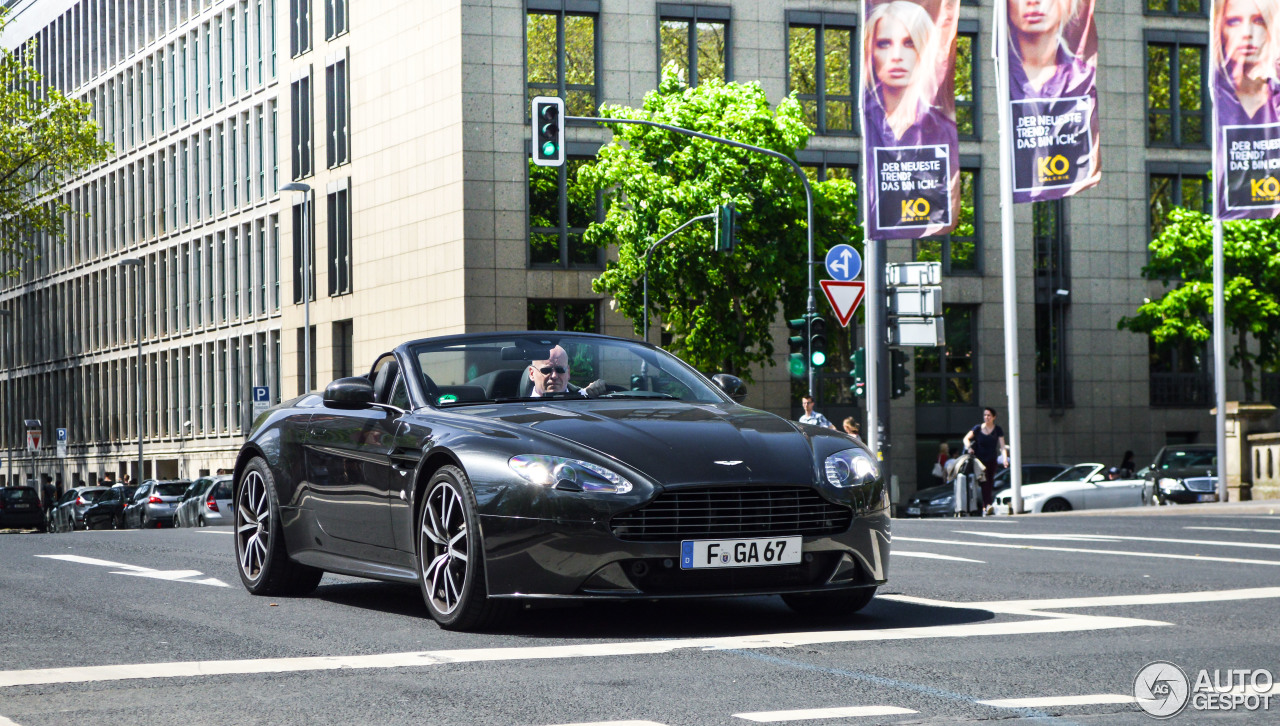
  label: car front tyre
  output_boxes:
[235,457,323,596]
[417,465,508,631]
[783,587,877,618]
[1041,498,1072,513]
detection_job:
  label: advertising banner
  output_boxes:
[1005,0,1100,203]
[861,0,961,240]
[1212,0,1280,220]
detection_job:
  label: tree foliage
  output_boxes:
[1118,207,1280,399]
[0,11,112,275]
[578,71,861,380]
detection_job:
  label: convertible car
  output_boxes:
[233,332,890,630]
[992,463,1146,513]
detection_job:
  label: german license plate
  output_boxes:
[680,536,802,569]
[1197,494,1217,502]
[906,506,921,516]
[12,503,31,510]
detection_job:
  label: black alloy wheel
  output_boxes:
[234,458,323,595]
[1042,498,1073,513]
[417,465,507,630]
[782,587,877,617]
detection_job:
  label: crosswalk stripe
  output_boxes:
[894,536,1280,566]
[1185,526,1280,534]
[892,551,985,563]
[979,694,1135,708]
[545,721,666,726]
[733,706,916,722]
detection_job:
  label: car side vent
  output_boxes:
[610,486,853,542]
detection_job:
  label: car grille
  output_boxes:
[610,486,853,542]
[1183,477,1216,492]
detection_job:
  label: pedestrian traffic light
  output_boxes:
[890,349,910,399]
[531,96,564,167]
[850,347,866,398]
[714,203,741,253]
[787,317,807,379]
[808,315,827,367]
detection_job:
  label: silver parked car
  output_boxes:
[174,476,232,527]
[124,480,190,528]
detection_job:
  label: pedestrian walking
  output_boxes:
[798,394,836,430]
[961,407,1007,512]
[932,443,950,487]
[842,417,862,442]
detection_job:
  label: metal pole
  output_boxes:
[303,194,311,394]
[642,212,717,343]
[1213,224,1227,501]
[1,307,10,492]
[120,259,144,484]
[994,2,1024,513]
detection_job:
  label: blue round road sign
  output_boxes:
[824,244,862,281]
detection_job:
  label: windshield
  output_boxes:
[155,483,189,497]
[1,488,37,503]
[1051,465,1098,482]
[410,334,725,407]
[1158,448,1216,470]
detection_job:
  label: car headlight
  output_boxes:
[1158,477,1185,492]
[931,494,954,507]
[824,447,879,488]
[508,455,633,494]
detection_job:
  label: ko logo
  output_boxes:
[1251,176,1280,201]
[1037,154,1070,180]
[1134,661,1190,719]
[900,198,931,220]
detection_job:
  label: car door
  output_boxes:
[127,484,150,527]
[304,357,401,550]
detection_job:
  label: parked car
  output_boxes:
[1142,444,1219,505]
[175,476,232,527]
[124,480,190,528]
[993,463,1147,513]
[0,487,46,531]
[903,463,1069,518]
[82,486,138,529]
[51,486,111,532]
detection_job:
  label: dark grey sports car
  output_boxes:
[233,332,890,630]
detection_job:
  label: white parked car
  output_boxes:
[994,463,1147,514]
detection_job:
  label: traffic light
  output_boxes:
[808,315,827,367]
[787,317,807,379]
[890,349,910,399]
[714,203,741,253]
[531,96,564,167]
[850,347,866,398]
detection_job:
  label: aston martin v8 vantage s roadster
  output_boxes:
[233,332,890,630]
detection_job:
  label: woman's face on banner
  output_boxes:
[872,16,919,90]
[1009,0,1064,37]
[1222,0,1269,69]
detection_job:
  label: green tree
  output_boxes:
[1,12,112,276]
[578,70,861,380]
[1118,208,1280,400]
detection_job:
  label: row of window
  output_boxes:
[289,0,349,58]
[290,56,350,180]
[1,330,281,450]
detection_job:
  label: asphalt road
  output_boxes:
[2,504,1279,725]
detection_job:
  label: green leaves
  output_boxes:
[577,72,862,380]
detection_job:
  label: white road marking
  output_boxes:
[896,536,1280,566]
[0,715,24,726]
[197,530,232,534]
[978,695,1135,708]
[958,530,1280,551]
[893,551,985,564]
[546,722,667,726]
[733,705,917,721]
[1185,526,1280,534]
[36,554,229,587]
[886,587,1280,614]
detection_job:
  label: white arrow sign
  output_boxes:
[36,554,229,587]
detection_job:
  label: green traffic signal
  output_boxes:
[787,318,807,379]
[850,347,866,397]
[531,97,564,167]
[715,203,741,252]
[890,349,910,399]
[808,315,827,368]
[788,353,806,379]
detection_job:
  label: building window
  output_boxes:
[326,56,349,168]
[915,305,976,406]
[1145,0,1205,16]
[292,196,315,304]
[528,154,601,268]
[914,167,980,274]
[1150,339,1209,407]
[290,0,311,57]
[327,182,351,296]
[332,319,354,379]
[1034,200,1072,412]
[290,69,313,179]
[659,4,729,86]
[325,0,348,39]
[1146,35,1207,147]
[296,325,316,394]
[787,12,857,135]
[527,300,597,332]
[1263,371,1280,408]
[526,3,598,116]
[955,26,979,139]
[1148,164,1209,240]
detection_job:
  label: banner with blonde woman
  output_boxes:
[1212,0,1280,219]
[860,0,960,240]
[1004,0,1100,203]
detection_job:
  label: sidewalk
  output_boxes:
[1037,499,1280,517]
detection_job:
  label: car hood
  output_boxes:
[911,484,953,502]
[459,400,831,486]
[1155,467,1217,480]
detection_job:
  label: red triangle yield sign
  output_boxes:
[819,280,866,327]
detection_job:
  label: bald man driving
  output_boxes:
[528,345,606,398]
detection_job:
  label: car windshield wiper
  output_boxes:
[598,391,677,399]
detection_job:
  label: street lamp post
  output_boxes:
[120,259,143,484]
[280,182,312,393]
[0,307,10,491]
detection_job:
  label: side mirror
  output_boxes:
[323,377,376,408]
[711,374,747,403]
[1089,474,1105,482]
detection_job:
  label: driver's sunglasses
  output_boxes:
[538,366,567,375]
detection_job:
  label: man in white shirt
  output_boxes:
[798,394,836,430]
